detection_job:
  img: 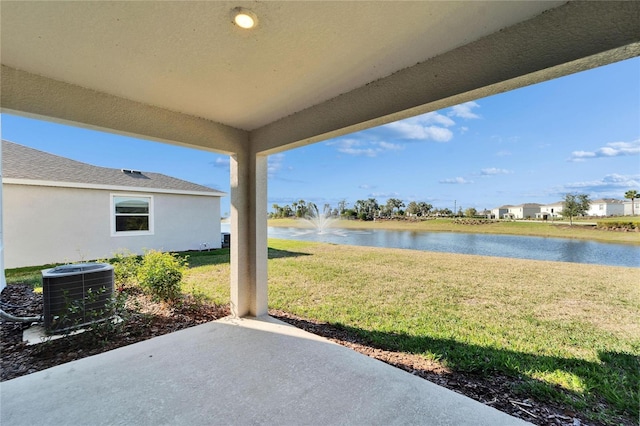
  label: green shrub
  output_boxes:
[136,250,188,301]
[110,251,141,288]
[50,285,128,339]
[596,221,638,231]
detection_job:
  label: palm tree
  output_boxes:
[625,190,639,216]
[337,199,347,215]
[386,198,405,216]
[417,202,433,217]
[296,199,307,217]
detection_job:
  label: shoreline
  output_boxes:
[266,217,640,246]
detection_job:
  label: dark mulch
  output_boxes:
[1,285,629,426]
[1,284,229,381]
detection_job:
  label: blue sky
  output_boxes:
[2,57,639,216]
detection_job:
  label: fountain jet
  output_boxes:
[302,204,336,234]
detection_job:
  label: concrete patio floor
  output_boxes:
[1,316,530,425]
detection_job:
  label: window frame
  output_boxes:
[110,193,154,237]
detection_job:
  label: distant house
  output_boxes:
[505,203,541,219]
[490,205,511,219]
[623,199,640,216]
[586,199,624,217]
[478,209,493,219]
[2,141,225,268]
[536,201,563,220]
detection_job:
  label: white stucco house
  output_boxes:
[504,203,541,220]
[623,199,640,216]
[2,140,225,268]
[586,198,625,217]
[536,201,564,220]
[490,206,512,219]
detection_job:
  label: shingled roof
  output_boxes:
[2,140,224,196]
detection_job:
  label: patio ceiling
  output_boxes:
[2,1,639,155]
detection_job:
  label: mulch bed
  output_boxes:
[1,284,229,381]
[1,285,630,425]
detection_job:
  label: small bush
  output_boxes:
[110,251,141,288]
[596,221,639,231]
[50,285,128,339]
[452,218,497,225]
[137,250,188,302]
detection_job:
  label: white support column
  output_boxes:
[0,146,5,292]
[229,149,268,317]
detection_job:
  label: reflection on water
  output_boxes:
[265,226,639,268]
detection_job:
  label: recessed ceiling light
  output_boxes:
[232,8,258,29]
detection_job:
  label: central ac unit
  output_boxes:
[41,263,114,333]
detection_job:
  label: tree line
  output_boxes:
[270,198,458,221]
[270,190,639,222]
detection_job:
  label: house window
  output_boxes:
[111,195,153,235]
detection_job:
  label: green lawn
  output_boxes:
[269,217,640,245]
[183,239,639,424]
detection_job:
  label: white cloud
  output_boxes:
[425,126,455,142]
[370,192,400,198]
[377,141,404,151]
[568,139,640,162]
[328,139,404,157]
[439,177,474,184]
[569,151,595,160]
[421,112,456,127]
[491,135,520,144]
[496,150,512,157]
[448,101,481,119]
[555,173,640,198]
[211,156,230,169]
[358,184,375,190]
[481,167,512,176]
[336,139,378,157]
[384,112,455,142]
[268,153,285,178]
[342,147,379,157]
[327,103,478,154]
[385,122,450,141]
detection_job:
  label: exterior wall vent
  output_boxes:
[41,263,114,333]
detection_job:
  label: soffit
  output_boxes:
[0,1,563,131]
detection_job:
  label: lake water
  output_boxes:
[264,226,640,268]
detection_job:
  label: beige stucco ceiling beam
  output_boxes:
[251,1,640,155]
[1,66,247,155]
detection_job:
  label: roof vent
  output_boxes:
[121,169,142,175]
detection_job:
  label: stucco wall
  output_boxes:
[586,202,624,217]
[624,201,640,216]
[3,184,221,268]
[506,206,540,219]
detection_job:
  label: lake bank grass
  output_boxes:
[268,218,640,245]
[184,240,639,424]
